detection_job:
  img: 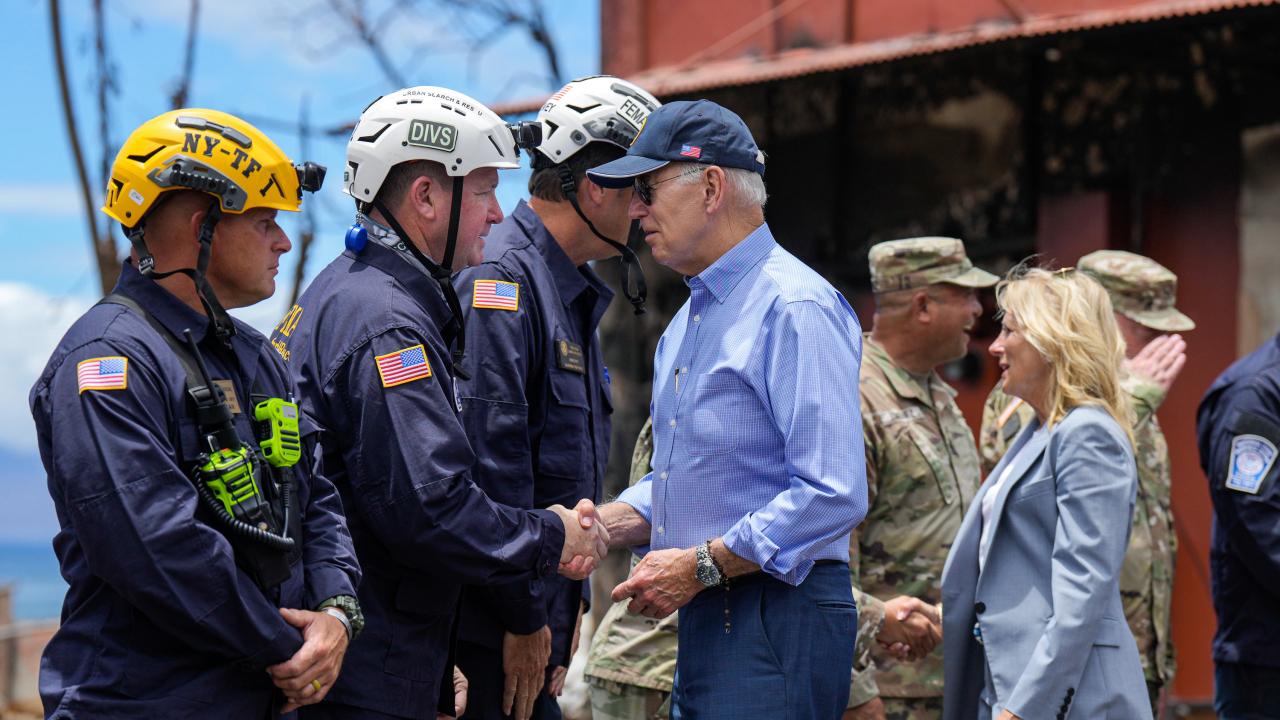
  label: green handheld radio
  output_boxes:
[255,398,302,468]
[182,330,295,552]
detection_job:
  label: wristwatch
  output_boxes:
[317,594,365,641]
[695,540,725,588]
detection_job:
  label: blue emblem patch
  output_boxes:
[1226,434,1276,495]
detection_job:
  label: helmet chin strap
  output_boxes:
[370,176,471,379]
[554,165,647,315]
[125,200,237,346]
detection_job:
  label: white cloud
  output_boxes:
[0,279,298,456]
[0,183,86,216]
[0,284,95,453]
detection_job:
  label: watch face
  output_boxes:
[696,553,721,587]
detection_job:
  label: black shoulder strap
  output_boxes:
[101,292,268,399]
[100,293,202,391]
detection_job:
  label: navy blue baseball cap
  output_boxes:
[586,100,766,188]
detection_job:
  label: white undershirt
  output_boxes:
[979,426,1046,572]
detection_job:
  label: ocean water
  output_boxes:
[0,541,66,620]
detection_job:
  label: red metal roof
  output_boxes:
[490,0,1277,115]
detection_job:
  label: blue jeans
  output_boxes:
[671,561,855,719]
[1216,661,1280,719]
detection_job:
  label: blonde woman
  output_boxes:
[940,267,1151,720]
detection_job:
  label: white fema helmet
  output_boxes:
[344,86,524,203]
[535,75,661,165]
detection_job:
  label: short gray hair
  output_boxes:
[672,162,768,209]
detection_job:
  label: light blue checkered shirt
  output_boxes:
[617,223,868,585]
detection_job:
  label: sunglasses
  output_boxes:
[634,168,704,205]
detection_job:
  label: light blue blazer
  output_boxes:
[940,405,1151,720]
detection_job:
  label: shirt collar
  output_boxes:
[687,222,775,303]
[357,211,431,276]
[864,335,948,404]
[116,261,216,343]
[114,261,263,380]
[513,200,615,310]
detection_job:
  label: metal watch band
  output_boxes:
[322,606,353,641]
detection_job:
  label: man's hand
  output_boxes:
[268,608,350,713]
[502,626,551,720]
[548,600,586,697]
[610,547,701,619]
[995,711,1021,720]
[437,665,468,720]
[877,596,941,661]
[1125,333,1186,393]
[550,498,610,580]
[842,697,885,720]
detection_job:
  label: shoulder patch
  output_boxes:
[473,279,520,311]
[77,356,128,393]
[1226,434,1276,494]
[375,344,432,388]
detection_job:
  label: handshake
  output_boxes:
[876,596,942,661]
[547,499,611,580]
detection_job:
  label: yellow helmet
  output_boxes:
[103,108,324,228]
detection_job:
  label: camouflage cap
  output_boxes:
[1079,250,1195,332]
[868,237,999,293]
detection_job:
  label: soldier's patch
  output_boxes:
[472,279,519,311]
[77,356,128,393]
[1226,434,1276,494]
[375,344,432,388]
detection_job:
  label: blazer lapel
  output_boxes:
[977,418,1049,575]
[943,417,1035,590]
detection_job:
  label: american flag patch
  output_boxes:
[473,279,520,311]
[77,356,128,393]
[375,344,432,388]
[680,144,702,159]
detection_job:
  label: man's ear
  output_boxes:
[581,175,610,208]
[703,166,726,213]
[408,174,439,222]
[911,290,933,323]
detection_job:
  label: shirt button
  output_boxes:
[669,418,676,427]
[660,471,668,480]
[693,314,701,322]
[657,526,665,534]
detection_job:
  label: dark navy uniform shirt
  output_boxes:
[1197,333,1280,668]
[273,232,567,719]
[29,262,360,719]
[454,200,615,667]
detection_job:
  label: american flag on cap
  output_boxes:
[680,144,702,159]
[472,279,520,311]
[375,344,433,388]
[77,356,129,393]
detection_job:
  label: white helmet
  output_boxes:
[535,75,661,165]
[344,86,523,203]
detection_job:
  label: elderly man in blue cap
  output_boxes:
[588,100,869,718]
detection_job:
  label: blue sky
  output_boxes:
[0,0,600,541]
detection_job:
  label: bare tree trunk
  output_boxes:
[51,0,116,295]
[170,0,201,109]
[288,96,316,307]
[525,0,562,88]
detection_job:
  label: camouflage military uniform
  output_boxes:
[848,237,996,719]
[978,250,1194,709]
[589,421,888,719]
[852,337,983,716]
[586,419,676,720]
